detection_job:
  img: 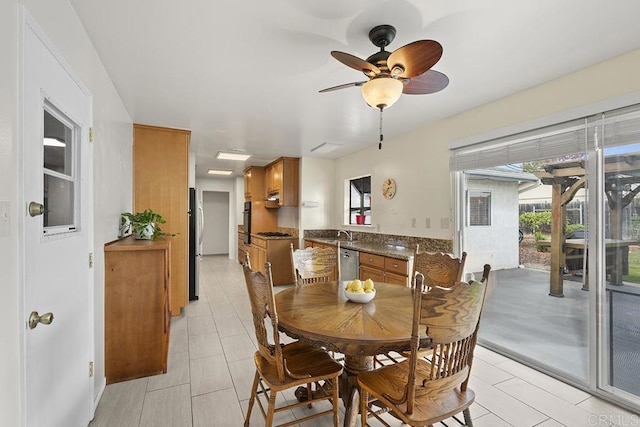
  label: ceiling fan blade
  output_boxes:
[319,81,367,93]
[402,70,449,95]
[331,51,381,76]
[388,40,443,78]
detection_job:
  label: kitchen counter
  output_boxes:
[251,233,296,241]
[304,237,414,260]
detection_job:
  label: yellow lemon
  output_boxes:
[364,278,374,290]
[364,288,374,293]
[350,279,363,292]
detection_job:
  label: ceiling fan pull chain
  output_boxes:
[379,107,384,150]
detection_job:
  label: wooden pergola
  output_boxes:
[534,154,640,296]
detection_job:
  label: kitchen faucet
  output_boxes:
[337,229,353,241]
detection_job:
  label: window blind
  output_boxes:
[450,118,589,171]
[451,103,640,171]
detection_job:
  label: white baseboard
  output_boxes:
[91,376,107,420]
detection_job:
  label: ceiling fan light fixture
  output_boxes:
[215,151,251,161]
[361,77,403,109]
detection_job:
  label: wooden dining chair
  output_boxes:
[242,260,343,427]
[359,264,491,427]
[290,243,340,286]
[375,247,468,367]
[411,245,467,290]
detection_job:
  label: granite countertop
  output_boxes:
[250,233,297,240]
[304,237,414,260]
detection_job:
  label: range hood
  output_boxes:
[265,192,280,208]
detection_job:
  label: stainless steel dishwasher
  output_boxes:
[339,248,359,281]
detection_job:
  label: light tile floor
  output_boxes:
[90,255,638,426]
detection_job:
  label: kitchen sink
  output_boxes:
[315,239,357,245]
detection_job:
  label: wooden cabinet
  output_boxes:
[244,170,252,200]
[243,166,277,233]
[265,157,299,207]
[244,166,265,202]
[104,237,171,384]
[251,235,267,275]
[265,160,283,195]
[133,124,189,316]
[238,232,250,264]
[252,235,298,285]
[360,252,410,286]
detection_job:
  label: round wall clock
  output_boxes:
[382,178,396,199]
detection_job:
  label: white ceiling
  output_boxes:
[68,0,640,178]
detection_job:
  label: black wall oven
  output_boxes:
[243,201,251,244]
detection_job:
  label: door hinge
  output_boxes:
[89,361,94,377]
[89,127,94,143]
[88,253,93,268]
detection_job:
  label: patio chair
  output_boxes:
[358,264,491,427]
[242,260,343,426]
[290,243,340,286]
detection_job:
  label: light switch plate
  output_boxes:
[0,201,9,237]
[440,217,450,229]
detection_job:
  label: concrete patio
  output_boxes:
[479,267,640,397]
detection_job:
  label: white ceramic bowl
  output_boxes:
[344,288,376,303]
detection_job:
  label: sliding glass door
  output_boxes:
[452,104,640,412]
[594,106,640,403]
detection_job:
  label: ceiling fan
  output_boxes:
[320,24,449,110]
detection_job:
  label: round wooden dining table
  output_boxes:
[275,281,426,427]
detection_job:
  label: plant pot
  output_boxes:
[135,223,156,240]
[356,215,365,225]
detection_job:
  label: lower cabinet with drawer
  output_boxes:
[359,251,410,286]
[104,236,171,384]
[238,232,250,264]
[251,235,298,285]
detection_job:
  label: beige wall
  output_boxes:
[0,1,133,424]
[299,157,336,237]
[335,48,640,243]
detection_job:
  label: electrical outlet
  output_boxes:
[376,224,381,232]
[440,217,450,229]
[411,218,416,228]
[425,218,431,229]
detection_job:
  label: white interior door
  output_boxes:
[202,191,229,255]
[21,10,93,427]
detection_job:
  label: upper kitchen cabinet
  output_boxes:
[133,124,190,316]
[265,157,299,207]
[244,165,264,202]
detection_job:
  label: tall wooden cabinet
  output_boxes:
[243,166,277,233]
[133,124,189,315]
[104,237,171,384]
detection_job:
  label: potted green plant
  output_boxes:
[121,209,169,240]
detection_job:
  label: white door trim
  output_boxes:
[18,6,95,424]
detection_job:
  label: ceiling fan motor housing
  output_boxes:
[369,24,396,48]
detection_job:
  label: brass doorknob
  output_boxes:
[28,311,54,329]
[28,202,44,217]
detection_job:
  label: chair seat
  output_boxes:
[255,341,343,390]
[358,359,475,426]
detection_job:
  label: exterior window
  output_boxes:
[468,190,491,226]
[349,176,371,225]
